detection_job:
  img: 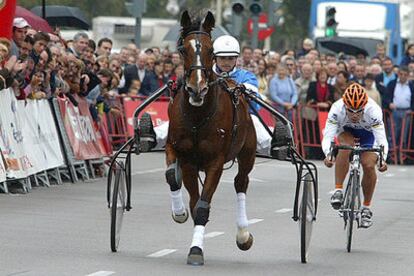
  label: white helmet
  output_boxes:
[213,35,240,57]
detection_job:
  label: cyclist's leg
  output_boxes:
[335,132,354,189]
[360,152,378,207]
[330,131,353,209]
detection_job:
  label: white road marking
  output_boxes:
[248,218,264,224]
[275,208,292,213]
[398,168,407,172]
[85,271,115,276]
[131,168,165,175]
[204,231,224,239]
[385,173,395,177]
[147,249,177,258]
[221,178,264,183]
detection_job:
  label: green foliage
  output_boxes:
[271,0,311,51]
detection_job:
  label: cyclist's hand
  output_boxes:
[378,160,387,172]
[324,156,335,168]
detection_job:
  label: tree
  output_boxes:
[271,0,311,51]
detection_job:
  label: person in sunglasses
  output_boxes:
[322,82,388,228]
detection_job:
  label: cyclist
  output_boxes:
[322,82,388,228]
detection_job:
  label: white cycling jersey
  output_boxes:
[321,98,389,159]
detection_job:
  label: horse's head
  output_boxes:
[178,11,215,107]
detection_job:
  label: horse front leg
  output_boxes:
[165,143,188,223]
[187,161,224,266]
[234,139,256,251]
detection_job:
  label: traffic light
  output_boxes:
[325,6,337,37]
[249,0,262,16]
[231,0,245,15]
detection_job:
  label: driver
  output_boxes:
[139,35,278,156]
[322,82,388,228]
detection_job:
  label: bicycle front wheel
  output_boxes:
[346,175,358,253]
[110,165,127,252]
[299,173,316,263]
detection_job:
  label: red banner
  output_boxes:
[57,95,110,160]
[123,97,169,136]
[0,0,16,39]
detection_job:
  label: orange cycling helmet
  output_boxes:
[342,83,368,111]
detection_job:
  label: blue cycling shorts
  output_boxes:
[342,126,375,148]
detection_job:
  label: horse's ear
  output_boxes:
[202,11,215,33]
[180,10,192,28]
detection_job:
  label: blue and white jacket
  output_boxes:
[213,64,261,112]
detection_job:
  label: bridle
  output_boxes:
[177,30,214,96]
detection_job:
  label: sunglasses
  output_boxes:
[346,108,363,114]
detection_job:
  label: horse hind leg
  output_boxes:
[165,145,188,223]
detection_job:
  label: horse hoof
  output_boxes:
[187,246,204,266]
[172,208,189,224]
[236,233,254,251]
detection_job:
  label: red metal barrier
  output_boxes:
[297,104,329,159]
[105,97,129,148]
[382,110,398,165]
[264,103,300,151]
[399,111,414,164]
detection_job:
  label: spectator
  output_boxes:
[19,35,34,59]
[400,44,414,66]
[256,58,269,100]
[376,56,396,96]
[283,56,298,79]
[267,52,280,67]
[95,55,109,70]
[297,38,313,58]
[333,70,349,101]
[351,62,366,85]
[374,42,386,61]
[347,57,357,78]
[325,53,337,64]
[327,62,338,86]
[295,62,314,104]
[238,46,256,73]
[171,52,181,66]
[11,17,30,57]
[119,46,130,67]
[67,32,89,58]
[253,48,263,64]
[306,68,334,109]
[30,32,50,65]
[383,66,414,148]
[364,73,381,106]
[96,37,113,57]
[313,59,322,76]
[121,53,158,96]
[128,80,141,97]
[337,60,348,72]
[266,63,277,83]
[269,63,298,117]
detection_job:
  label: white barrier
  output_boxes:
[0,88,65,180]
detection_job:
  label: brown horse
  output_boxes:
[165,11,257,265]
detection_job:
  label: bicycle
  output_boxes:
[329,142,384,252]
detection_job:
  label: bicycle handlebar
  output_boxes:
[329,142,384,167]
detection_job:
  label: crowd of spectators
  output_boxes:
[1,18,414,162]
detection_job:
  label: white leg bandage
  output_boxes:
[171,189,185,214]
[190,225,205,250]
[236,192,249,229]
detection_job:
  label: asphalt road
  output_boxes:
[1,152,413,276]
